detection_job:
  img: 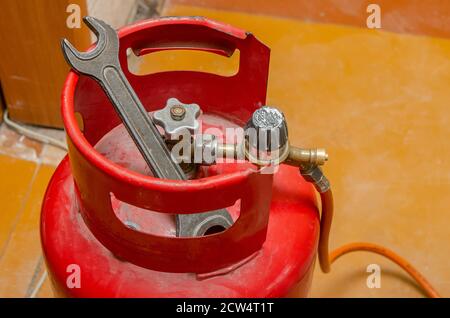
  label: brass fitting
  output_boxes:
[206,143,328,168]
[189,137,329,168]
[217,143,244,160]
[284,147,328,167]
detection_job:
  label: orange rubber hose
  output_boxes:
[317,188,441,298]
[318,190,333,273]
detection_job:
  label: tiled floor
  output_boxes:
[0,3,449,298]
[0,124,65,297]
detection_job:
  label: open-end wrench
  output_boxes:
[61,16,232,237]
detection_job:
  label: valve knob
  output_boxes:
[153,98,201,140]
[244,106,289,164]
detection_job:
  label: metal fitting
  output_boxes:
[172,105,329,170]
[217,143,241,160]
[194,134,218,165]
[300,164,330,193]
[285,147,328,166]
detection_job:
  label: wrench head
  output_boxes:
[61,16,119,78]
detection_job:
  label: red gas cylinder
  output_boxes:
[40,17,320,297]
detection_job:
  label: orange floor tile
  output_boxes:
[0,155,37,254]
[0,119,63,298]
[0,164,55,297]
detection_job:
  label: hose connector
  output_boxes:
[300,164,330,193]
[285,147,328,167]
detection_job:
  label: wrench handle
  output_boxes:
[100,66,186,180]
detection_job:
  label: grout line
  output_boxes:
[25,255,45,297]
[29,270,47,298]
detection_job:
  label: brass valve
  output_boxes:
[214,143,328,167]
[169,105,328,169]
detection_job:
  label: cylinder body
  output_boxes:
[40,17,320,297]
